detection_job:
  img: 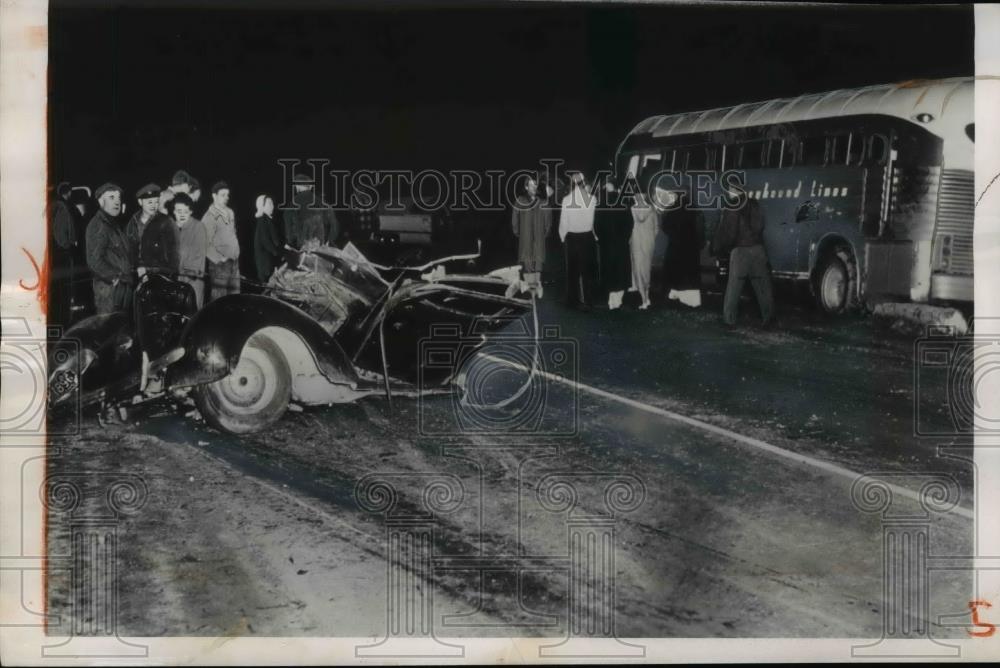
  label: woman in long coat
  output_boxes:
[630,189,658,310]
[254,194,283,285]
[511,175,552,297]
[594,177,632,310]
[660,190,703,307]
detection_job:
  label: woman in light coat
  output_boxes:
[629,189,658,310]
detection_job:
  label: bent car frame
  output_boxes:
[48,244,532,434]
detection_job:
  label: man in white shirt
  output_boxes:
[559,171,597,310]
[202,180,241,302]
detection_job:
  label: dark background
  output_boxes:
[49,0,974,218]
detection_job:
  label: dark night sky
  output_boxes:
[49,1,974,209]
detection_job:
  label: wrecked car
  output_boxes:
[48,244,532,434]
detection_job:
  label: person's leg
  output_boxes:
[749,250,775,324]
[564,237,579,306]
[723,248,746,325]
[229,260,241,295]
[579,235,594,307]
[93,280,112,315]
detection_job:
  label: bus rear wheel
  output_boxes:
[815,246,857,314]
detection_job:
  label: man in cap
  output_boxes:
[85,182,133,314]
[283,167,339,249]
[126,183,179,277]
[202,180,241,301]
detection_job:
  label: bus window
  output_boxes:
[688,147,711,170]
[739,140,767,168]
[827,135,850,165]
[867,134,889,164]
[779,139,798,168]
[640,153,662,171]
[846,133,864,165]
[801,137,825,165]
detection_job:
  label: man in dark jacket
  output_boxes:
[283,179,339,249]
[85,183,133,314]
[660,190,703,306]
[50,182,79,327]
[126,183,179,276]
[713,188,774,326]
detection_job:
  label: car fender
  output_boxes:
[167,294,359,390]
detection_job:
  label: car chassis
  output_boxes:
[48,243,533,434]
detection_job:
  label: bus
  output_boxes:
[615,77,974,313]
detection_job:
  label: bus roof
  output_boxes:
[630,77,973,141]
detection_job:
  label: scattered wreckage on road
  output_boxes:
[48,243,532,434]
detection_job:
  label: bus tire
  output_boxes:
[814,246,857,315]
[194,332,292,435]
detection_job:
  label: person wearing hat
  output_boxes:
[283,168,339,249]
[202,180,241,301]
[85,182,133,314]
[126,183,179,277]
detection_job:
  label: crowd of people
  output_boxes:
[511,168,774,326]
[47,169,340,326]
[48,165,774,330]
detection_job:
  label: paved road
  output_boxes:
[46,293,976,641]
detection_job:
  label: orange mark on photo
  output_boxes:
[19,246,49,313]
[969,600,996,638]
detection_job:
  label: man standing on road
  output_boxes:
[126,183,179,277]
[713,185,774,326]
[283,172,339,249]
[50,182,80,327]
[85,183,133,314]
[559,170,597,311]
[203,181,241,301]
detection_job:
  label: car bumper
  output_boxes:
[930,273,973,302]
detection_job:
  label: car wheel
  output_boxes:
[194,333,291,434]
[815,247,857,314]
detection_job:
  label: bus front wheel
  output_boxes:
[814,247,857,314]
